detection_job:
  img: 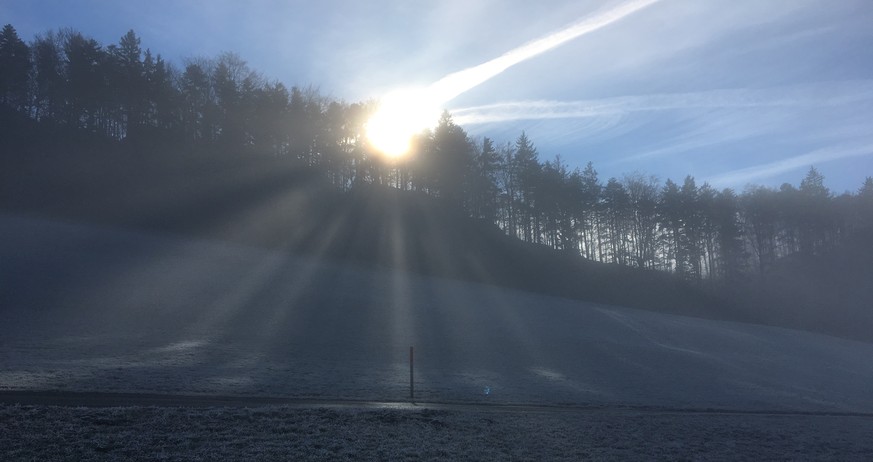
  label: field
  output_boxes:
[5,403,873,460]
[3,213,873,459]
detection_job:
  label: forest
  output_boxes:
[2,25,872,339]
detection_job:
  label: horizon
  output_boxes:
[3,0,873,192]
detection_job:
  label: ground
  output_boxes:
[4,404,873,461]
[3,213,873,459]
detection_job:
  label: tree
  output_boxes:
[857,177,873,229]
[539,155,575,250]
[63,31,109,131]
[659,179,686,275]
[602,178,631,265]
[468,137,502,222]
[0,24,31,111]
[180,60,216,143]
[578,162,602,260]
[287,85,323,165]
[859,177,873,201]
[712,188,745,281]
[31,31,65,121]
[679,176,703,280]
[797,166,832,255]
[741,185,780,276]
[317,100,362,189]
[495,141,520,238]
[147,53,182,135]
[212,52,259,150]
[623,172,659,269]
[110,30,144,139]
[513,132,541,243]
[428,111,472,208]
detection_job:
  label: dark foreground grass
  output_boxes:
[3,404,873,461]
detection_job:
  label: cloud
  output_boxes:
[706,144,873,188]
[450,80,873,125]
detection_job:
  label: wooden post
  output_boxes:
[409,346,414,402]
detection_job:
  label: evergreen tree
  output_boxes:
[856,177,873,229]
[149,53,181,134]
[111,30,144,139]
[429,111,472,208]
[63,31,108,131]
[469,137,501,222]
[513,131,541,243]
[0,24,31,111]
[180,60,215,143]
[797,166,832,255]
[680,176,703,280]
[31,31,65,121]
[659,179,686,276]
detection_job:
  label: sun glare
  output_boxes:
[366,88,441,160]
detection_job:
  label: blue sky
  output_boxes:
[4,0,873,193]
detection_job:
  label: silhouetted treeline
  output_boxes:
[2,24,872,291]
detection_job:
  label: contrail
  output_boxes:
[427,0,661,104]
[366,0,659,156]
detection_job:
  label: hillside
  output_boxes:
[0,107,719,316]
[5,126,873,341]
[3,111,873,414]
[3,213,873,412]
[730,228,873,340]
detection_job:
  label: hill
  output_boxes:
[3,212,873,412]
[2,107,871,340]
[1,124,724,321]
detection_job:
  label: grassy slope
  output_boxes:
[5,213,873,412]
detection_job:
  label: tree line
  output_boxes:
[3,24,872,285]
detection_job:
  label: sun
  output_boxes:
[365,88,441,160]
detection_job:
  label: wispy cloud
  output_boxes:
[450,80,873,125]
[706,144,873,188]
[617,113,782,163]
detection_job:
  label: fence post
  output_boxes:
[409,346,414,402]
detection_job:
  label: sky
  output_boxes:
[3,0,873,193]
